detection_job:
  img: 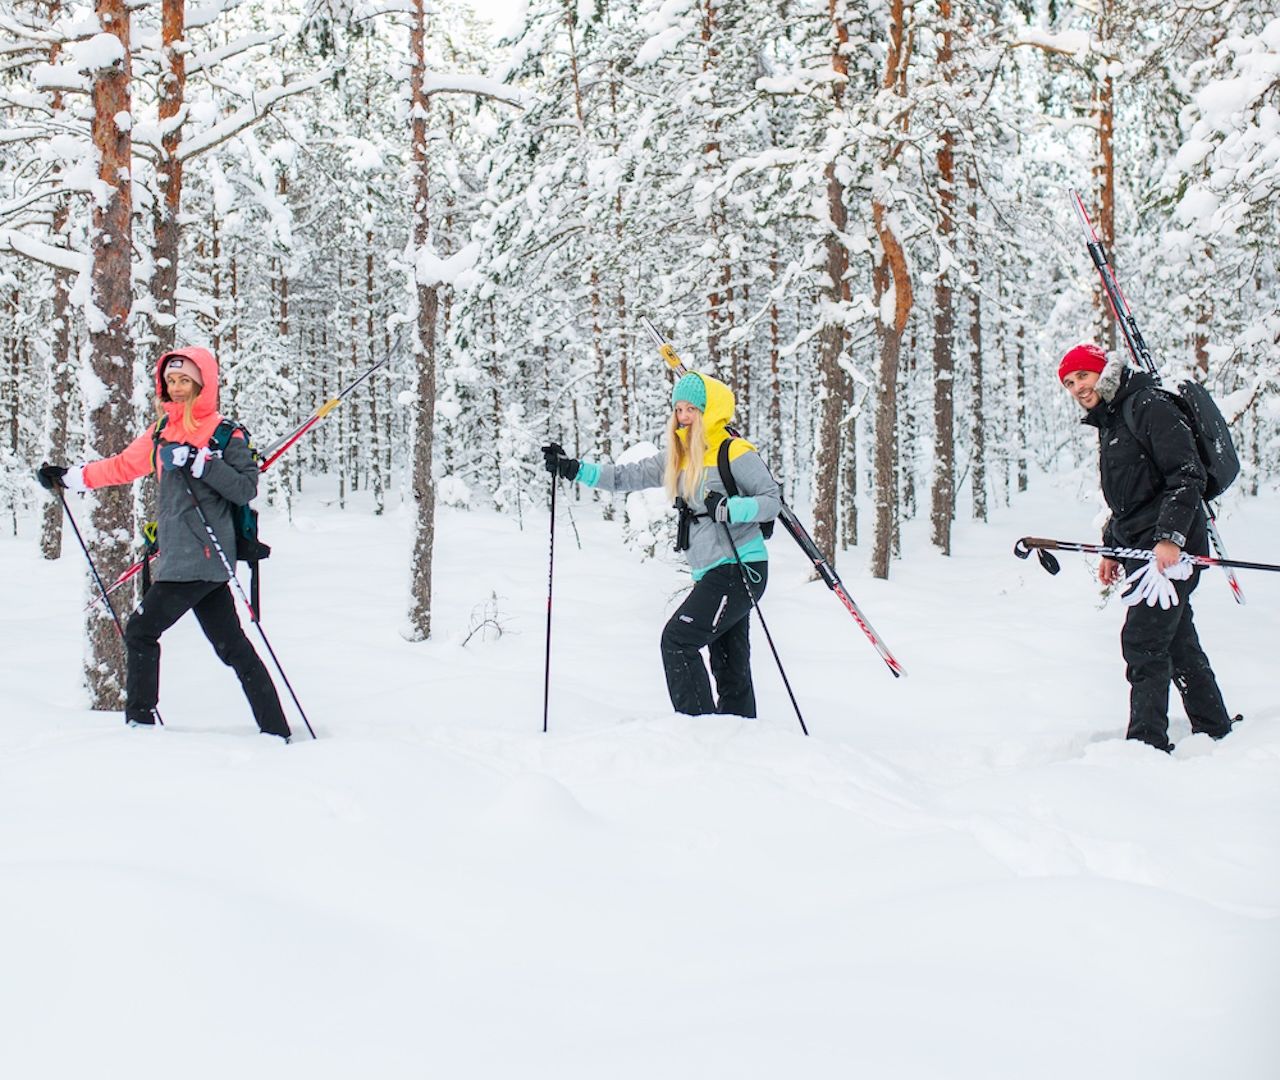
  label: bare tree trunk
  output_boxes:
[149,0,185,354]
[407,0,439,641]
[40,17,74,558]
[41,253,75,559]
[1016,321,1027,493]
[1093,3,1117,353]
[839,371,857,551]
[85,0,135,709]
[768,247,782,461]
[967,160,987,523]
[812,0,851,568]
[930,2,955,554]
[870,0,913,581]
[367,210,385,514]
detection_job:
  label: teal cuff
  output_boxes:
[577,461,601,487]
[727,496,759,524]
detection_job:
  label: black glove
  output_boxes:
[36,463,68,491]
[704,490,731,523]
[541,443,579,481]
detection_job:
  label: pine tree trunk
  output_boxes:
[930,5,955,554]
[968,162,986,523]
[85,0,135,710]
[1016,321,1027,493]
[40,253,75,559]
[870,0,913,580]
[149,0,185,355]
[871,201,911,580]
[812,1,851,569]
[40,21,73,559]
[1093,3,1117,353]
[407,0,439,641]
[768,248,782,463]
[367,215,385,514]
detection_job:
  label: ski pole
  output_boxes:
[543,466,557,734]
[641,317,906,678]
[176,469,316,739]
[720,522,808,736]
[1070,191,1244,605]
[258,356,391,469]
[1014,536,1280,576]
[90,357,393,613]
[51,484,163,725]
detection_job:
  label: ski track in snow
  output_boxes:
[1,473,1278,1079]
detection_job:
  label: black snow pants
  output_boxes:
[660,561,767,718]
[1120,564,1231,750]
[124,580,290,738]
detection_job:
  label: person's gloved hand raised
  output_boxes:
[158,443,195,472]
[541,443,579,481]
[36,463,87,492]
[703,491,731,523]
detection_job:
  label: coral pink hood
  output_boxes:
[156,347,223,446]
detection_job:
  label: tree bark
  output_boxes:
[930,1,955,554]
[812,0,851,569]
[967,160,986,522]
[407,0,439,641]
[85,0,135,709]
[40,15,74,559]
[149,0,186,354]
[870,0,913,581]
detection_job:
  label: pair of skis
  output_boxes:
[87,357,391,611]
[1069,191,1245,604]
[641,317,906,679]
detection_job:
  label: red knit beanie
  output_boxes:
[1058,343,1107,383]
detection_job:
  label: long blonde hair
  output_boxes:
[156,390,200,434]
[664,407,707,502]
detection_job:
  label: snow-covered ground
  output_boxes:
[2,472,1277,1079]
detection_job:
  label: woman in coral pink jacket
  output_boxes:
[37,348,290,740]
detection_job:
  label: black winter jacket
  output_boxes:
[1082,370,1208,555]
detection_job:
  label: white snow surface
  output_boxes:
[2,474,1278,1079]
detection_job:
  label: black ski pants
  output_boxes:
[124,580,290,737]
[1120,564,1231,750]
[660,561,767,718]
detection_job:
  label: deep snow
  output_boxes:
[1,472,1277,1079]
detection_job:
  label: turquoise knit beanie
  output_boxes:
[671,372,707,412]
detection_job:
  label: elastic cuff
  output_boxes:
[576,461,600,486]
[64,464,89,493]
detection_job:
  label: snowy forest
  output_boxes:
[3,4,1280,1074]
[2,0,1278,693]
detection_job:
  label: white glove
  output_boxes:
[1163,558,1193,582]
[1121,559,1181,609]
[190,445,219,478]
[64,464,88,493]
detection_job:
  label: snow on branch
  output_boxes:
[176,70,335,162]
[0,228,87,274]
[186,31,283,76]
[421,73,527,109]
[1009,28,1092,58]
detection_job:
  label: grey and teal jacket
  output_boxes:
[571,373,781,581]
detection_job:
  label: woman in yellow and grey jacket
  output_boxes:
[543,372,780,717]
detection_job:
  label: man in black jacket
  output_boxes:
[1060,342,1237,751]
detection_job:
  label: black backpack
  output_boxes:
[717,437,775,539]
[1121,381,1240,503]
